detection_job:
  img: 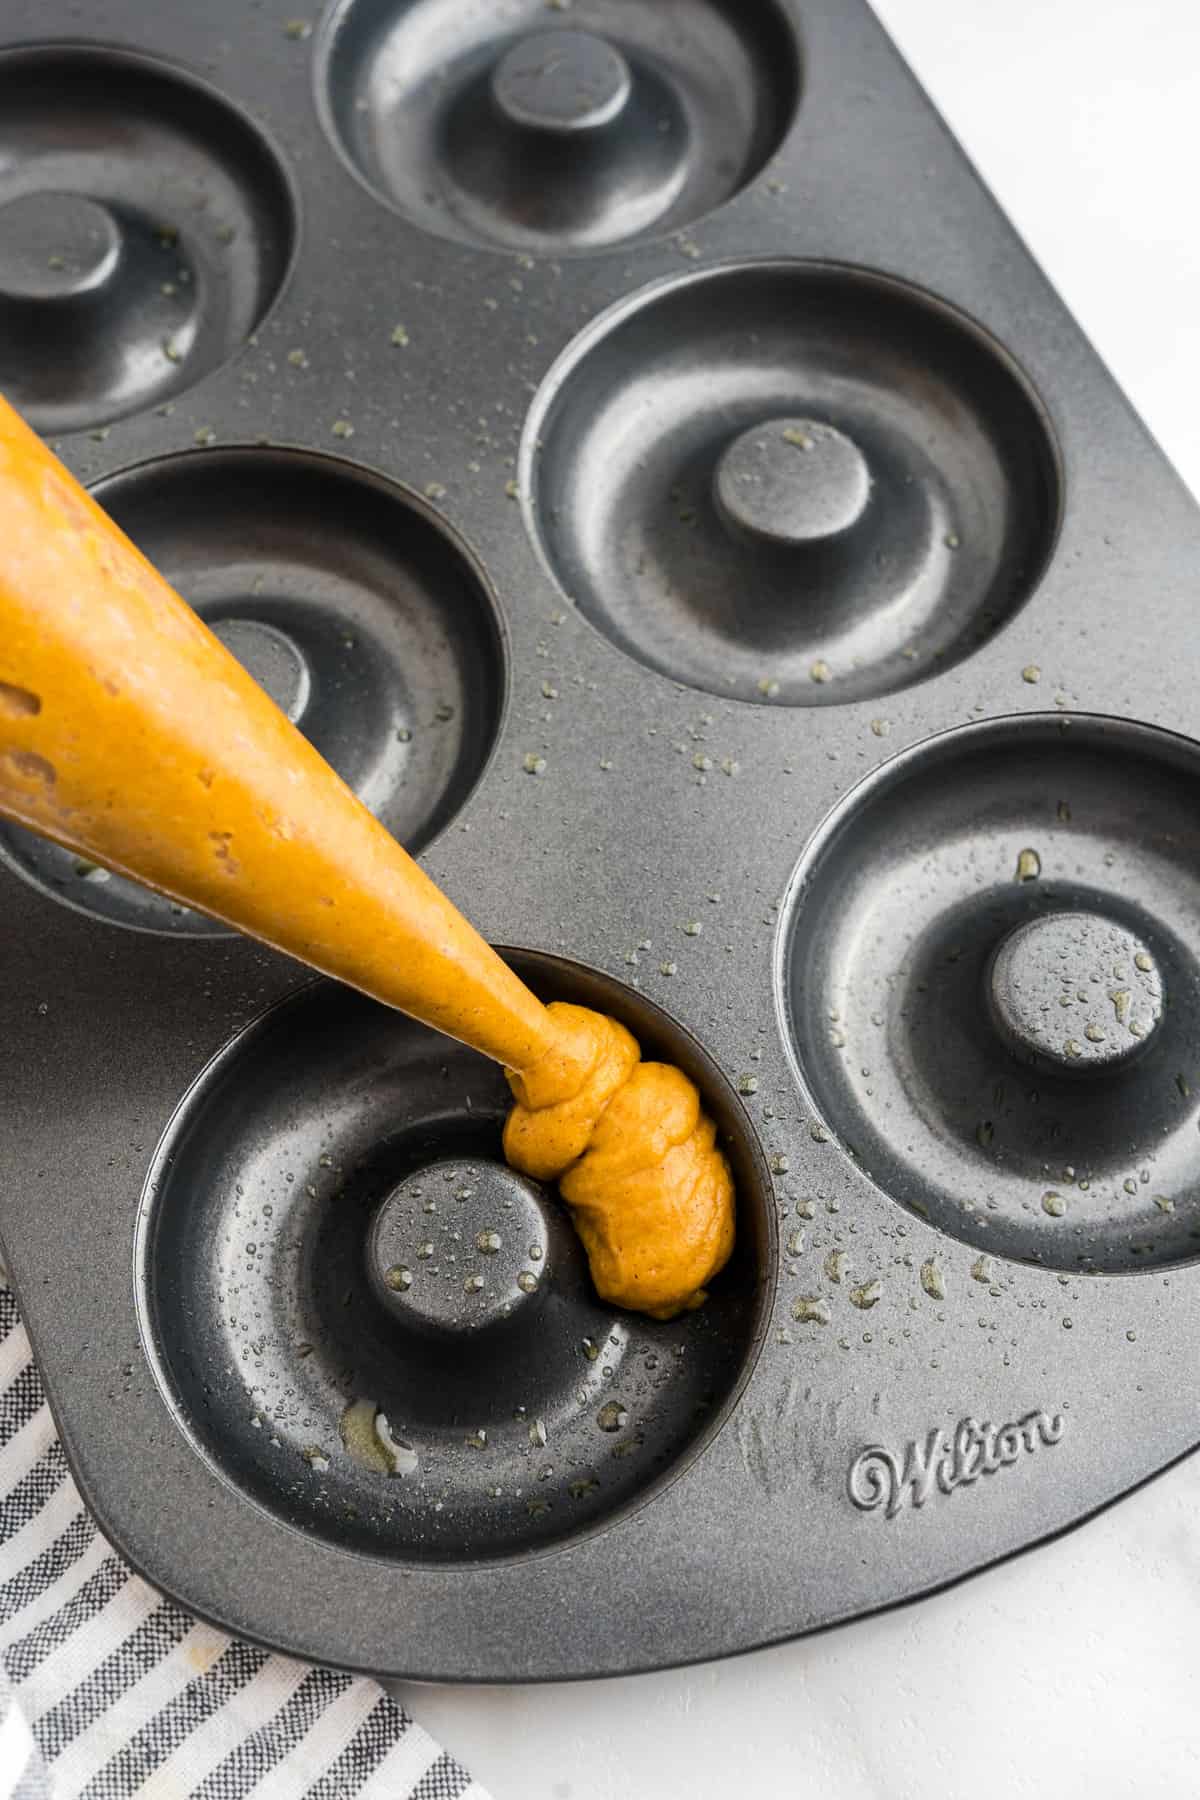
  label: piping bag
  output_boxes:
[0,395,733,1319]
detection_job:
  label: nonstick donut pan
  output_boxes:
[3,0,1200,1682]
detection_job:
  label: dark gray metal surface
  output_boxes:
[1,0,1199,1682]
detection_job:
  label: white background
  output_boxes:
[398,4,1200,1793]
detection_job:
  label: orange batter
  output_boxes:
[505,1004,734,1317]
[0,394,735,1319]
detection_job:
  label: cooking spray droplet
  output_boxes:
[792,1296,831,1324]
[528,1418,548,1448]
[374,1412,418,1477]
[1014,847,1041,882]
[465,1429,487,1449]
[476,1229,502,1254]
[416,1241,434,1260]
[597,1401,628,1432]
[1022,664,1041,684]
[920,1260,945,1300]
[517,1271,539,1294]
[384,1264,412,1292]
[971,1255,995,1284]
[464,1273,485,1293]
[824,1249,848,1284]
[1042,1191,1067,1217]
[786,1228,806,1256]
[581,1337,600,1361]
[849,1280,882,1310]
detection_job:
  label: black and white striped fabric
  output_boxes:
[0,1282,491,1800]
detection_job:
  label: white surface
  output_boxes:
[397,6,1200,1794]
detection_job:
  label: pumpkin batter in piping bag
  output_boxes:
[0,394,734,1319]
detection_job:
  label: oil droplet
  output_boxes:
[1022,664,1041,684]
[597,1401,628,1432]
[529,1243,544,1260]
[1110,988,1131,1025]
[517,1271,539,1294]
[825,1249,848,1284]
[1042,1191,1067,1217]
[786,1228,806,1256]
[1084,1024,1105,1043]
[810,659,833,684]
[971,1255,995,1284]
[920,1260,945,1300]
[737,1074,758,1095]
[464,1273,485,1293]
[1126,1329,1137,1343]
[384,1264,412,1292]
[569,1478,599,1499]
[416,1241,434,1260]
[476,1229,502,1254]
[1014,847,1041,883]
[465,1429,487,1449]
[1061,1317,1073,1330]
[1154,1194,1175,1213]
[792,1296,831,1325]
[870,718,890,738]
[849,1280,882,1310]
[339,1398,397,1476]
[375,1412,418,1477]
[581,1337,600,1361]
[529,1418,548,1447]
[1134,950,1152,973]
[976,1120,994,1149]
[1063,1040,1083,1061]
[302,1446,330,1473]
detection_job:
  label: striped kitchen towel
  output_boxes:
[0,1282,491,1800]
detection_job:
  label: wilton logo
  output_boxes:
[847,1410,1065,1519]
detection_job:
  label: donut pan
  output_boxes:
[2,0,1200,1683]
